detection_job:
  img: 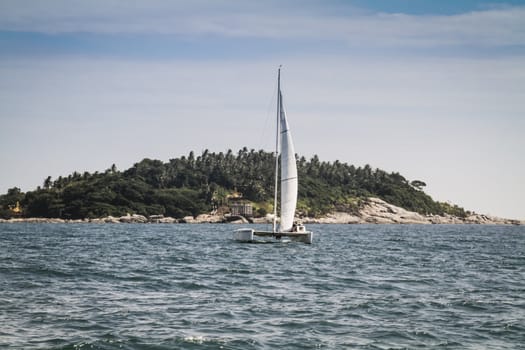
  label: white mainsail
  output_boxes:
[279,91,298,232]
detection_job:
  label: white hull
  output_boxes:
[233,228,255,242]
[234,228,313,244]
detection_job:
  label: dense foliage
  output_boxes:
[0,148,468,219]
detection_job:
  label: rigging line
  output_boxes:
[257,73,279,151]
[281,176,298,182]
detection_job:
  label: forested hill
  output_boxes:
[0,148,468,219]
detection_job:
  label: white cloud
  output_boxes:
[0,0,524,48]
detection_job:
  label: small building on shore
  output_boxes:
[229,198,253,217]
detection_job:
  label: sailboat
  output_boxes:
[233,67,313,244]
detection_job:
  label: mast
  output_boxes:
[272,67,281,233]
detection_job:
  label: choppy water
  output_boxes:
[1,223,524,349]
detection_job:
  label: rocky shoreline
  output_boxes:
[301,198,523,225]
[1,198,522,225]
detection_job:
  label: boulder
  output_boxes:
[316,212,363,224]
[103,216,120,223]
[180,216,196,223]
[252,216,272,224]
[148,215,165,223]
[224,215,249,224]
[89,218,105,223]
[194,214,224,223]
[157,217,177,223]
[119,214,148,223]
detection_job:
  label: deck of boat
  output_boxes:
[234,227,313,244]
[253,230,311,238]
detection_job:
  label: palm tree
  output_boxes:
[44,176,52,189]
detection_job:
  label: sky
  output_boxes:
[0,0,524,219]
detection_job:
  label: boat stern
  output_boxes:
[290,231,313,244]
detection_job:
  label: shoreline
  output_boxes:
[1,198,522,226]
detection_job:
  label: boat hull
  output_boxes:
[233,228,255,242]
[233,228,313,244]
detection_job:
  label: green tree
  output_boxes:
[0,148,468,219]
[44,176,52,189]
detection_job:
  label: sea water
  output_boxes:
[1,223,524,349]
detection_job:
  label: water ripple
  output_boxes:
[1,223,524,349]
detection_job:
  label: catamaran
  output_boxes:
[233,67,313,244]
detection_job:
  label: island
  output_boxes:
[0,148,521,225]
